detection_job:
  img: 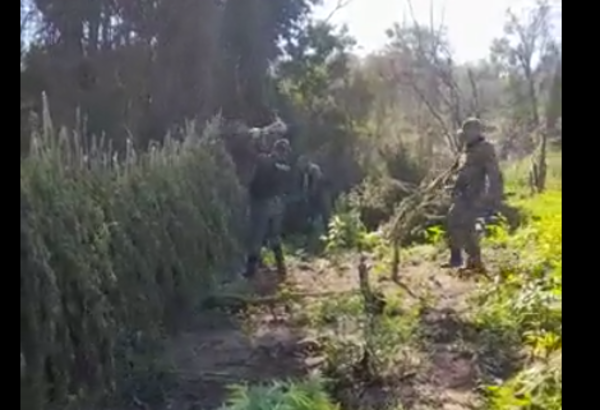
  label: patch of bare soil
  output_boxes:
[385,254,490,410]
[112,251,504,410]
[146,256,368,410]
[155,268,320,410]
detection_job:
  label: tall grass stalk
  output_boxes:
[21,100,245,409]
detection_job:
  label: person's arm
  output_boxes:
[255,152,270,166]
[306,164,323,192]
[481,142,504,208]
[310,164,323,181]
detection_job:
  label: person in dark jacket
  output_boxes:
[244,137,292,278]
[297,155,330,237]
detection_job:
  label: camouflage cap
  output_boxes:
[460,117,483,134]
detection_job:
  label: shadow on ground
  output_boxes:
[157,268,320,410]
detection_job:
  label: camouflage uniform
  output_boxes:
[244,138,292,278]
[445,118,504,271]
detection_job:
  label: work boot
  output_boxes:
[272,244,287,277]
[243,254,259,279]
[440,248,463,268]
[462,256,487,274]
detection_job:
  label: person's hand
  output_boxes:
[479,195,501,213]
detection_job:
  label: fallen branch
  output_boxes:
[386,155,460,276]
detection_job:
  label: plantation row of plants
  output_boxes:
[20,116,246,409]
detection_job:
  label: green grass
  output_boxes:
[476,151,562,410]
[219,378,339,410]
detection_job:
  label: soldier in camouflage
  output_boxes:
[443,118,504,272]
[297,155,330,235]
[244,133,292,279]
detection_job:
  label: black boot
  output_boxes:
[272,244,287,277]
[441,248,463,268]
[243,254,259,278]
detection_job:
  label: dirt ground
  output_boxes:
[119,249,503,410]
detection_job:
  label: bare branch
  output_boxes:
[324,0,354,24]
[387,59,458,152]
[467,68,481,117]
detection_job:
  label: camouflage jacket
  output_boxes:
[453,137,504,207]
[249,153,291,200]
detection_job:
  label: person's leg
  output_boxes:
[267,197,286,276]
[463,213,485,272]
[442,200,468,268]
[244,199,269,278]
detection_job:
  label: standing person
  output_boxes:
[443,118,504,272]
[244,136,292,279]
[297,155,330,237]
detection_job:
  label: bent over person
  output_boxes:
[244,136,292,279]
[444,118,504,273]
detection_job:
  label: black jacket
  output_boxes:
[249,154,291,200]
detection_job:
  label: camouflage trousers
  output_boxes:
[446,198,481,261]
[248,196,284,257]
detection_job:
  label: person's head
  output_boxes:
[460,117,483,144]
[272,138,291,160]
[297,155,309,169]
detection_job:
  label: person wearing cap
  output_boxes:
[444,118,504,273]
[244,129,292,279]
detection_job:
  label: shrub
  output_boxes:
[20,118,245,409]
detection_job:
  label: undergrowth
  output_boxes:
[219,378,339,410]
[216,152,562,410]
[473,153,562,410]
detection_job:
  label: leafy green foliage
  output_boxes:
[322,209,368,254]
[423,225,445,245]
[473,157,561,410]
[219,378,339,410]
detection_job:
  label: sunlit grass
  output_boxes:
[477,151,562,410]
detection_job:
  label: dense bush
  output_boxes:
[20,119,245,409]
